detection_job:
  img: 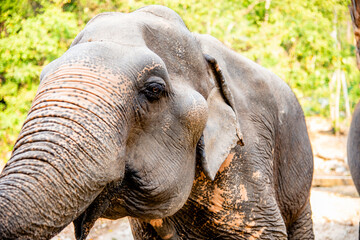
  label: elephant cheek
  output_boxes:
[176,88,208,144]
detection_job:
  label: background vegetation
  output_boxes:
[0,0,357,162]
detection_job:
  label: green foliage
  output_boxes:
[0,83,37,160]
[0,0,359,163]
[0,0,80,161]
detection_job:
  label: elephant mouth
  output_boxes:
[196,135,206,161]
[196,135,208,177]
[73,183,123,240]
[73,134,205,233]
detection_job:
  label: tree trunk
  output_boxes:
[264,0,271,22]
[349,0,360,69]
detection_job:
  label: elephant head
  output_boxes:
[0,6,242,239]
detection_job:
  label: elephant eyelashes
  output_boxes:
[142,81,166,102]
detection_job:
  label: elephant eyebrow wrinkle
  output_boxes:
[136,63,164,81]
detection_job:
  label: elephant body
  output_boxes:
[0,6,314,240]
[130,33,314,239]
[348,102,360,194]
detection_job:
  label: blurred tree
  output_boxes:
[0,0,79,160]
[349,0,360,69]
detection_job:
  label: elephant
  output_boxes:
[0,5,314,240]
[348,102,360,194]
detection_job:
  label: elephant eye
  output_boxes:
[142,81,166,102]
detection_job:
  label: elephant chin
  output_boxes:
[73,194,110,240]
[73,182,127,240]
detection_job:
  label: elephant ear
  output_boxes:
[199,54,244,181]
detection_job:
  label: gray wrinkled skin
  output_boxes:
[0,6,314,240]
[348,102,360,195]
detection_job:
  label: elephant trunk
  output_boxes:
[0,65,127,239]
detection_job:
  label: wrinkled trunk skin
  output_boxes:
[0,65,126,239]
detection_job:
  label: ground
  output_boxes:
[307,116,360,240]
[1,117,359,239]
[312,186,359,240]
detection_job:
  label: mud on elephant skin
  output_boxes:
[0,5,314,240]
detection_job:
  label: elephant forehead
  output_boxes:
[67,9,210,97]
[76,15,145,47]
[74,9,184,47]
[72,9,205,69]
[42,42,169,86]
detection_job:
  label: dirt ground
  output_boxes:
[307,117,360,240]
[312,186,359,240]
[2,116,359,239]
